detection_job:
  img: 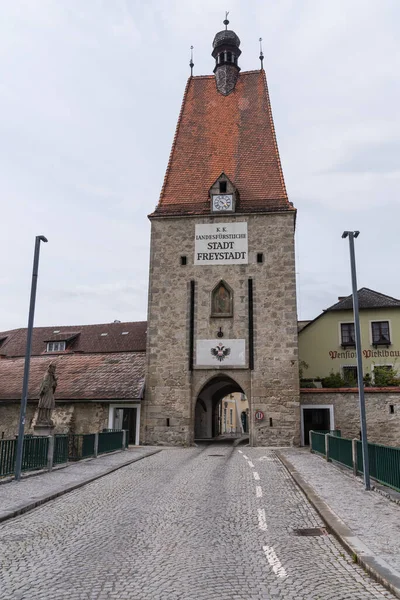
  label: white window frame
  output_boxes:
[46,341,66,352]
[108,403,141,445]
[341,364,358,384]
[371,363,394,384]
[338,320,355,346]
[369,319,392,346]
[300,404,335,446]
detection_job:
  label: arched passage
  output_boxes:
[194,375,246,440]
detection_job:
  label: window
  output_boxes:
[371,321,390,345]
[230,409,233,425]
[373,365,392,386]
[180,256,187,266]
[340,323,355,346]
[219,181,227,193]
[46,341,66,352]
[257,253,264,263]
[343,366,358,385]
[227,51,232,62]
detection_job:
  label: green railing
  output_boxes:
[329,436,353,469]
[310,431,326,456]
[356,440,400,492]
[315,429,342,437]
[0,438,17,476]
[98,431,124,454]
[54,435,69,465]
[21,436,49,472]
[68,434,95,461]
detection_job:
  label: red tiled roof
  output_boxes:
[0,353,145,401]
[151,70,292,217]
[0,322,147,357]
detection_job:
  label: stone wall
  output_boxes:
[300,389,400,447]
[0,402,109,439]
[145,212,300,447]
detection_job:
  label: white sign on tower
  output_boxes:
[194,222,248,265]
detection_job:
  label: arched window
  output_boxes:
[227,51,232,62]
[211,281,233,317]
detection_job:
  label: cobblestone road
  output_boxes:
[0,444,395,599]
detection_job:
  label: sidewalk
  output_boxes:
[277,447,400,599]
[0,446,161,524]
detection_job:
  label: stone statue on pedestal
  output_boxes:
[34,363,57,435]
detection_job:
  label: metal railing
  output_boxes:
[311,431,400,493]
[356,440,400,492]
[98,431,124,454]
[68,434,96,461]
[54,435,69,465]
[0,439,17,477]
[0,430,127,478]
[329,435,353,469]
[310,431,326,455]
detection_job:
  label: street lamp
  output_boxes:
[342,230,370,490]
[14,235,48,481]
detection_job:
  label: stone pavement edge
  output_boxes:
[276,448,400,600]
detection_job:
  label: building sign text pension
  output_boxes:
[329,349,400,360]
[194,222,248,265]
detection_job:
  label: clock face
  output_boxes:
[212,194,233,211]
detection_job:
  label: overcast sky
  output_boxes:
[1,0,399,330]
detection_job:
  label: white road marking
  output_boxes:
[243,454,249,459]
[253,471,260,481]
[248,461,254,468]
[263,545,287,578]
[257,509,268,531]
[238,450,243,454]
[256,486,262,498]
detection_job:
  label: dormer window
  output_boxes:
[209,172,239,213]
[47,341,66,352]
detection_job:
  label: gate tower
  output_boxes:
[143,20,300,446]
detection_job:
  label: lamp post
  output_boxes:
[14,235,48,481]
[342,230,370,490]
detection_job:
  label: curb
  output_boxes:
[0,449,162,525]
[276,450,400,600]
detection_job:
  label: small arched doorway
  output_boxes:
[194,375,246,440]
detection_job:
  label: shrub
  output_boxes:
[321,372,345,388]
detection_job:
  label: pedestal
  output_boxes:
[33,424,55,437]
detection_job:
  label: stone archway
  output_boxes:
[194,375,245,440]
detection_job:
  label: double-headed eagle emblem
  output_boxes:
[210,342,231,362]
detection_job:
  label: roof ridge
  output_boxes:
[261,68,289,202]
[361,287,400,302]
[157,77,192,206]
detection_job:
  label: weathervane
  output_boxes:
[189,45,194,76]
[259,37,264,68]
[223,11,229,29]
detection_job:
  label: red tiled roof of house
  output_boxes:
[0,321,147,357]
[151,70,292,217]
[0,353,145,401]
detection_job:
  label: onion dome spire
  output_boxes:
[212,15,241,96]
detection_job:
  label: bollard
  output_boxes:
[325,433,330,462]
[122,430,127,450]
[352,438,358,476]
[94,433,99,458]
[47,436,55,472]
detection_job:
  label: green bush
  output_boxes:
[321,372,345,388]
[300,380,317,388]
[373,366,400,387]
